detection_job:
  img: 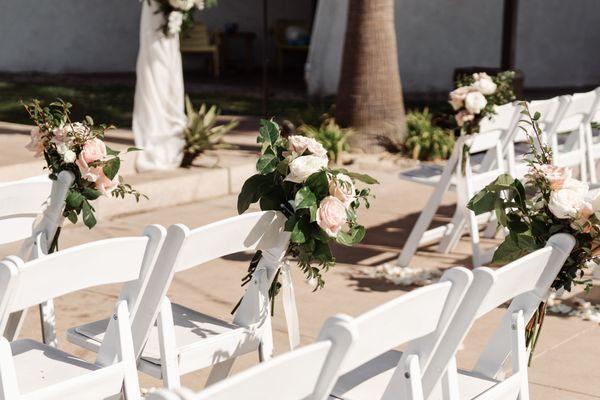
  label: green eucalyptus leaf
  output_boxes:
[467,189,497,215]
[81,201,97,229]
[256,154,279,174]
[291,221,307,244]
[294,187,316,209]
[66,191,85,209]
[103,157,120,180]
[258,119,280,145]
[237,173,273,214]
[82,187,101,201]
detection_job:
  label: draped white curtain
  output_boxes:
[133,0,187,172]
[305,0,348,97]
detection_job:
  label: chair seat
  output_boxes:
[331,350,498,400]
[399,152,490,188]
[11,338,122,397]
[70,303,260,375]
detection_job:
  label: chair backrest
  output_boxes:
[421,233,574,397]
[557,88,600,133]
[477,103,521,173]
[478,103,520,137]
[147,314,357,400]
[0,172,73,255]
[0,227,165,345]
[181,24,212,50]
[0,178,51,245]
[330,268,471,400]
[127,211,290,358]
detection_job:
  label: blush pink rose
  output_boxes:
[287,135,328,159]
[540,165,572,191]
[449,86,471,111]
[455,110,475,127]
[80,138,107,164]
[75,138,107,181]
[329,173,356,207]
[95,170,119,197]
[25,127,44,157]
[316,196,347,237]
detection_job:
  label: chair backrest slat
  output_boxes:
[0,179,51,245]
[557,89,600,132]
[149,315,357,400]
[3,236,149,313]
[176,211,288,272]
[475,247,553,317]
[339,281,451,375]
[422,233,574,397]
[127,211,289,359]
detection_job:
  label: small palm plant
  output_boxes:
[297,117,353,165]
[181,96,239,167]
[404,108,454,161]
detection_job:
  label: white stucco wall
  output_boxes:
[0,0,142,73]
[0,0,598,91]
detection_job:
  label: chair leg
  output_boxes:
[437,208,466,254]
[585,124,597,183]
[440,357,460,400]
[3,310,26,341]
[258,318,274,362]
[205,358,236,386]
[511,311,530,400]
[157,298,181,390]
[39,300,58,347]
[579,126,589,182]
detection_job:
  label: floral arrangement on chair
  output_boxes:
[24,99,144,237]
[237,119,377,303]
[467,102,598,359]
[152,0,215,37]
[449,71,516,135]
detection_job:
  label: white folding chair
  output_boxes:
[67,211,293,389]
[0,225,166,400]
[575,88,600,183]
[0,171,74,346]
[397,107,519,268]
[329,267,472,400]
[521,92,595,181]
[426,233,575,400]
[146,314,357,400]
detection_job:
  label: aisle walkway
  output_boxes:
[0,138,598,398]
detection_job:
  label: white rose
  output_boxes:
[472,73,497,95]
[548,189,587,219]
[285,155,328,183]
[194,0,205,10]
[448,86,471,111]
[55,141,69,155]
[63,150,76,163]
[464,91,487,114]
[167,11,183,35]
[169,0,194,10]
[561,178,588,196]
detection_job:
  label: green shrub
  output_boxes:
[297,117,353,165]
[181,96,239,167]
[404,108,454,161]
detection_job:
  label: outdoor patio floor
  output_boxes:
[1,126,599,398]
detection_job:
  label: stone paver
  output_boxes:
[0,142,598,397]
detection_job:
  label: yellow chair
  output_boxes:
[181,24,220,77]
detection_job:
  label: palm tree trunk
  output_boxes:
[335,0,406,152]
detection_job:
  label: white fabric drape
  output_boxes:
[305,0,348,97]
[133,0,187,172]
